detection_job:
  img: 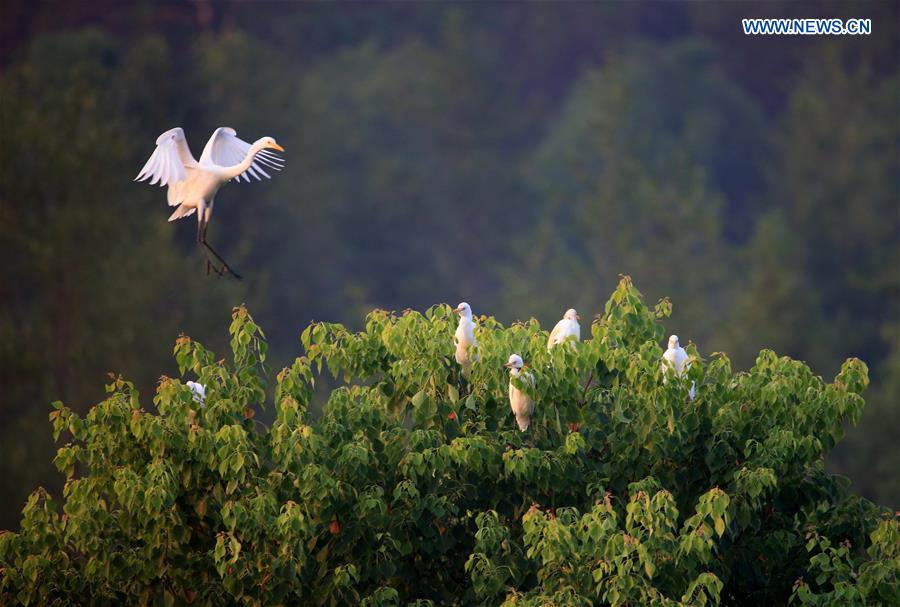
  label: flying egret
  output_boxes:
[661,335,696,399]
[504,354,535,431]
[186,381,206,405]
[547,308,581,350]
[453,302,478,371]
[135,127,285,279]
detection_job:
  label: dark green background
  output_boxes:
[1,0,897,530]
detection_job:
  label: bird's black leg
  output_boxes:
[201,247,224,277]
[201,227,242,281]
[203,243,241,280]
[197,216,224,277]
[205,258,223,277]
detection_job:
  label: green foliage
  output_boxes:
[830,344,900,508]
[2,281,895,606]
[0,28,243,527]
[503,41,743,350]
[2,4,898,531]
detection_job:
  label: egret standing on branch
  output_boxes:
[504,354,535,431]
[547,308,581,350]
[453,302,478,373]
[186,381,206,405]
[662,334,696,399]
[135,127,285,279]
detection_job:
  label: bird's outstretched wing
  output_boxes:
[136,128,196,187]
[200,127,283,183]
[135,128,198,205]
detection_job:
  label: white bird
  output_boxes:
[547,308,581,350]
[662,335,696,399]
[453,302,478,370]
[504,354,535,431]
[186,381,206,405]
[135,127,285,279]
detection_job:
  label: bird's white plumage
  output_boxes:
[454,302,477,367]
[200,127,282,183]
[505,354,535,431]
[136,126,285,224]
[186,381,206,405]
[661,335,689,376]
[547,308,581,350]
[662,335,695,399]
[135,127,195,190]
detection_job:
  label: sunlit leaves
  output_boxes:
[2,281,895,605]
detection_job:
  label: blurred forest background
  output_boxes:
[0,0,897,530]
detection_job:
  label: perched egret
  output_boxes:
[136,127,285,279]
[547,308,581,350]
[504,354,535,431]
[661,335,696,399]
[186,381,206,405]
[453,302,478,370]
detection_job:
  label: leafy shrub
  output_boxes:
[1,278,896,606]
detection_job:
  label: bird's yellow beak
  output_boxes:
[576,314,581,320]
[269,142,285,152]
[503,362,514,368]
[453,307,462,315]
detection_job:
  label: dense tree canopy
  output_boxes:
[1,279,896,606]
[0,1,897,531]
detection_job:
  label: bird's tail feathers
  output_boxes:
[515,415,531,432]
[168,205,196,222]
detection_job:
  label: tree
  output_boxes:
[829,336,900,508]
[3,7,897,530]
[754,48,900,505]
[720,210,835,373]
[766,47,899,373]
[1,279,895,606]
[503,40,766,347]
[0,29,243,529]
